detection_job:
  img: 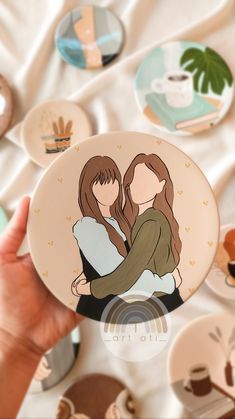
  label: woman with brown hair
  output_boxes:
[73,153,183,314]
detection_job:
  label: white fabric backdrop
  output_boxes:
[0,0,235,417]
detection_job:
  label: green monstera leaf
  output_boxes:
[180,47,233,95]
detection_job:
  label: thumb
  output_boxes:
[0,196,30,255]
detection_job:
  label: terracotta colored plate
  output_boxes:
[168,313,235,418]
[21,100,92,168]
[56,374,135,419]
[28,131,219,322]
[0,75,13,137]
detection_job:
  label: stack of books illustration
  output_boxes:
[145,92,222,134]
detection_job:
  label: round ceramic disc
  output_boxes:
[21,100,92,168]
[206,224,235,300]
[28,132,219,322]
[0,75,13,137]
[56,374,135,419]
[55,5,124,69]
[168,313,235,418]
[0,206,8,234]
[135,41,234,135]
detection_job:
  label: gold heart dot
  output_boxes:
[57,177,63,183]
[203,200,208,206]
[185,227,191,232]
[117,145,122,150]
[34,208,40,214]
[66,216,72,221]
[75,146,80,152]
[185,162,191,168]
[73,268,80,275]
[207,241,213,247]
[177,190,183,195]
[42,271,48,277]
[189,260,196,266]
[48,240,54,246]
[188,287,195,294]
[156,140,162,145]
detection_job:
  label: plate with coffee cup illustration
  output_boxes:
[22,100,92,168]
[0,74,13,137]
[206,224,235,300]
[28,131,219,323]
[55,5,124,70]
[56,373,135,419]
[135,41,234,135]
[168,313,235,419]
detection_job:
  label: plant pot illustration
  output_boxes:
[209,326,235,388]
[225,361,234,386]
[41,116,73,154]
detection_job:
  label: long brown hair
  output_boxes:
[78,156,129,257]
[123,153,182,265]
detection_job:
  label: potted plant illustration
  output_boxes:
[180,47,233,95]
[209,326,235,386]
[52,116,73,153]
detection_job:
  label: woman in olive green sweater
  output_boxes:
[74,153,183,311]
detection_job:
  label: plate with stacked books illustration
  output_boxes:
[135,41,234,135]
[22,100,92,168]
[27,131,219,323]
[55,5,124,70]
[168,313,235,419]
[56,374,135,419]
[206,224,235,300]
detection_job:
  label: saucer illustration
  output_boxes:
[135,41,234,135]
[27,132,219,322]
[168,313,235,418]
[55,5,124,69]
[0,206,8,234]
[21,100,92,168]
[206,224,235,300]
[56,374,135,419]
[0,75,13,137]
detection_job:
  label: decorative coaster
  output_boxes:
[55,5,124,69]
[21,100,92,168]
[0,206,8,234]
[168,313,235,418]
[28,132,219,322]
[206,224,235,300]
[135,41,234,135]
[56,374,135,419]
[0,75,13,137]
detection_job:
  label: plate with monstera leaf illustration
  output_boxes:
[168,313,235,419]
[135,41,234,135]
[206,224,235,300]
[22,100,92,168]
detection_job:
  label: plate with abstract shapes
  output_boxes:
[206,224,235,300]
[168,313,235,419]
[135,41,234,135]
[0,75,13,137]
[55,5,124,69]
[28,131,219,323]
[56,374,135,419]
[21,100,92,168]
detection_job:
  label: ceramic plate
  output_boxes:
[56,374,135,419]
[0,75,13,137]
[206,224,235,300]
[0,206,8,234]
[28,131,219,322]
[135,41,234,135]
[21,100,92,168]
[55,5,124,69]
[168,313,235,419]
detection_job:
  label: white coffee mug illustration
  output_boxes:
[151,70,194,108]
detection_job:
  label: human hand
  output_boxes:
[72,276,91,296]
[0,197,82,357]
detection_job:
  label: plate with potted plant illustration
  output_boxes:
[56,374,135,418]
[21,100,92,168]
[0,74,13,137]
[135,41,234,135]
[168,313,235,419]
[28,131,219,323]
[206,225,235,300]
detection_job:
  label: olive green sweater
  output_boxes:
[91,208,176,299]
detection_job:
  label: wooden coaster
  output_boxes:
[0,75,13,137]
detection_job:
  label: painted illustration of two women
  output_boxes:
[71,153,183,321]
